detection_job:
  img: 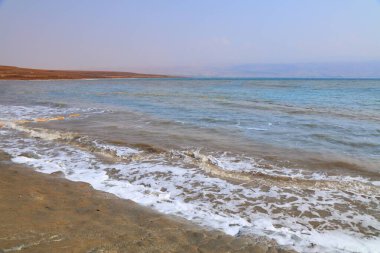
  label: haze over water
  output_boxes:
[0,78,379,252]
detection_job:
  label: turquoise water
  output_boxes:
[1,78,379,172]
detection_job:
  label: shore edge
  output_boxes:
[0,150,295,253]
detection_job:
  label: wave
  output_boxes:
[0,105,106,122]
[311,133,380,148]
[1,104,380,253]
[213,99,380,122]
[1,125,379,253]
[3,121,376,187]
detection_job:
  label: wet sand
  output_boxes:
[0,151,294,253]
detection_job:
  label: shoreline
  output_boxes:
[0,151,294,253]
[0,65,175,80]
[0,77,181,81]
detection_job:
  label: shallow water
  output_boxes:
[0,78,379,252]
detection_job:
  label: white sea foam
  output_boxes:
[246,127,268,131]
[1,126,379,253]
[198,151,373,186]
[92,140,140,157]
[0,104,105,121]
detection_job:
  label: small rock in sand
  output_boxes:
[50,171,65,178]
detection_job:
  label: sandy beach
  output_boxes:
[0,150,293,253]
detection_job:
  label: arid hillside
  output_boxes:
[0,66,172,80]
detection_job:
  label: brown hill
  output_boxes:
[0,66,173,80]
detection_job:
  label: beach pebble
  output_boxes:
[50,171,65,178]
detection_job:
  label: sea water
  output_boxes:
[0,78,379,252]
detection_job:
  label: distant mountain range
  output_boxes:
[163,62,380,78]
[213,62,380,78]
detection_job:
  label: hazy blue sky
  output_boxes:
[1,0,380,74]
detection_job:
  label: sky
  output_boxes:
[1,0,380,76]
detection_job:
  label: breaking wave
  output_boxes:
[1,118,379,253]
